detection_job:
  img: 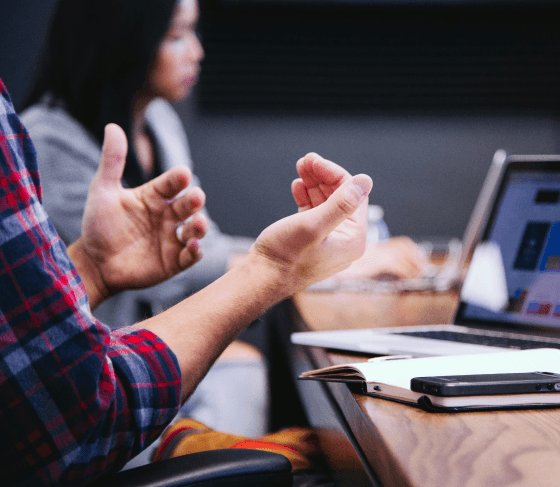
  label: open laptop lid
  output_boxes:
[458,149,507,272]
[455,155,560,332]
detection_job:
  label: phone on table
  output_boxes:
[410,372,560,397]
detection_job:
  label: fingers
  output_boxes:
[176,213,208,243]
[302,174,372,237]
[178,238,204,269]
[171,186,206,222]
[373,237,429,278]
[150,166,193,201]
[291,179,312,211]
[342,239,425,279]
[377,257,419,280]
[296,153,351,186]
[295,153,352,209]
[176,214,208,269]
[385,236,429,275]
[96,124,128,187]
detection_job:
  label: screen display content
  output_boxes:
[462,169,560,328]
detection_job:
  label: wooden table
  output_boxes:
[286,289,560,487]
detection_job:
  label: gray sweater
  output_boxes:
[21,98,253,328]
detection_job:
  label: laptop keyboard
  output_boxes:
[397,330,560,350]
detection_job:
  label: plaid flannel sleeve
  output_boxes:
[0,79,182,486]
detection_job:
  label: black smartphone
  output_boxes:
[410,371,560,397]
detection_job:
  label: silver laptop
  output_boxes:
[292,153,560,357]
[307,149,508,293]
[402,148,509,292]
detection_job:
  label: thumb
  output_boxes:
[96,123,128,187]
[307,174,372,235]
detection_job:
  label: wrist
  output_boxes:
[241,250,301,303]
[67,238,110,310]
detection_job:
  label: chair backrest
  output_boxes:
[91,448,293,487]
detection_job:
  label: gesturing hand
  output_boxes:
[71,124,208,306]
[249,153,372,293]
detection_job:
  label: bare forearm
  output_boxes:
[139,253,292,402]
[141,172,372,403]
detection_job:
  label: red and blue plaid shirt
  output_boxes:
[0,79,182,486]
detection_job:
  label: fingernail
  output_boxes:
[352,174,372,197]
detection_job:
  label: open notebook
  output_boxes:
[299,348,560,412]
[292,153,560,357]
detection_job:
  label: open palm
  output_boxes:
[79,124,208,296]
[251,153,372,291]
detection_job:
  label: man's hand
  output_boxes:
[68,124,208,308]
[249,153,372,293]
[339,237,428,280]
[140,152,371,399]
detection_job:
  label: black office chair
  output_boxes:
[91,448,293,487]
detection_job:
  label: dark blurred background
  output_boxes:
[3,0,560,240]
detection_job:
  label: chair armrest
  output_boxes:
[91,448,293,487]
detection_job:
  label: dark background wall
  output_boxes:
[2,0,560,240]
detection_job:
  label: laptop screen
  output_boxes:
[458,158,560,329]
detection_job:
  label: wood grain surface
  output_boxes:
[292,289,560,487]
